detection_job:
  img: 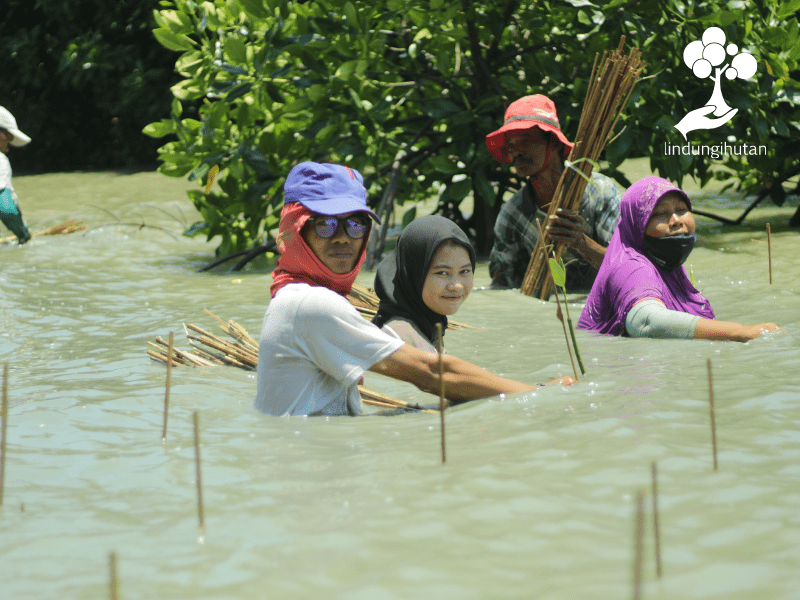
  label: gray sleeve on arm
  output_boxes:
[383,318,438,354]
[625,299,701,339]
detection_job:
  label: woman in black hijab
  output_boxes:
[372,215,476,352]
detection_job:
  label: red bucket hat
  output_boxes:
[485,95,574,164]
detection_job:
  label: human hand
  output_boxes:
[544,375,577,387]
[744,323,783,340]
[546,209,586,249]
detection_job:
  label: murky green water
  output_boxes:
[1,169,799,599]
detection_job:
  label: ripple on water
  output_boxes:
[2,172,800,599]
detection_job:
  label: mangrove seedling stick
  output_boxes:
[551,282,579,381]
[109,551,118,600]
[652,461,662,578]
[767,223,773,285]
[436,323,446,464]
[535,219,579,380]
[162,331,173,441]
[563,300,586,376]
[707,358,718,472]
[193,411,205,528]
[0,363,7,506]
[633,489,645,600]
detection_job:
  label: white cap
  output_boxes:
[0,106,31,147]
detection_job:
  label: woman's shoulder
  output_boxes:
[382,317,438,353]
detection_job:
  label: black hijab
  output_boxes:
[372,215,476,345]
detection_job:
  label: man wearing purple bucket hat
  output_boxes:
[485,95,621,290]
[0,106,32,244]
[255,161,574,417]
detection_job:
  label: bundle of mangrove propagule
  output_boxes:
[147,309,438,414]
[0,220,86,245]
[520,37,644,299]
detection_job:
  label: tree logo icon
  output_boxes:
[675,26,758,140]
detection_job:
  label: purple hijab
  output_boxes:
[578,176,715,335]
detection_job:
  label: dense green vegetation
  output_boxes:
[4,1,798,260]
[1,0,182,172]
[142,0,799,260]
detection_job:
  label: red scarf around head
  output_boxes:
[270,202,369,298]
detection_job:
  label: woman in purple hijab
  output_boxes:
[578,177,780,342]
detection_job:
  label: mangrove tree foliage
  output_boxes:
[144,0,800,261]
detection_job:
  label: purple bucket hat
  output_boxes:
[284,162,380,223]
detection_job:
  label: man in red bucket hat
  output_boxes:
[485,95,621,290]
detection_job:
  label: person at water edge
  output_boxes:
[577,176,781,341]
[255,162,575,417]
[372,215,475,353]
[0,106,32,244]
[485,94,621,290]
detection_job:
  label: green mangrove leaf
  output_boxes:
[224,37,248,65]
[142,120,178,138]
[548,257,566,288]
[153,28,195,52]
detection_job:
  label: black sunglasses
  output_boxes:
[312,215,369,239]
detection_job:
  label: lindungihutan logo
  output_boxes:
[675,26,758,140]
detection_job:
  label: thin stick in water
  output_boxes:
[633,489,645,600]
[707,358,718,472]
[652,461,662,578]
[162,331,174,441]
[767,222,773,285]
[535,219,579,380]
[551,282,580,381]
[0,363,7,506]
[193,411,205,528]
[435,323,446,464]
[109,551,118,600]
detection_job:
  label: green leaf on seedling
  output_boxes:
[689,264,695,287]
[548,255,585,376]
[564,158,600,184]
[548,257,566,288]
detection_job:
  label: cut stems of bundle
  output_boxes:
[0,220,87,245]
[521,37,644,299]
[707,357,718,472]
[193,411,205,530]
[436,323,446,464]
[652,461,662,578]
[767,223,773,284]
[148,311,440,414]
[0,363,7,506]
[358,386,438,414]
[162,331,173,441]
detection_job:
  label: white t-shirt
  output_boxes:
[0,153,19,202]
[254,283,405,416]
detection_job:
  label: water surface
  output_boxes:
[1,170,798,599]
